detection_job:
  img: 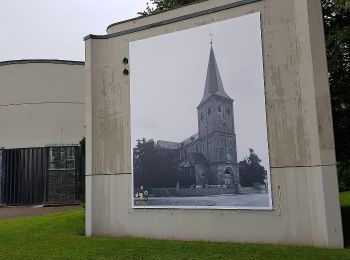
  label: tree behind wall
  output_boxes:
[139,0,199,15]
[322,0,350,190]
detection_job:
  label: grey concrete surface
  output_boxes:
[145,194,269,207]
[84,0,343,248]
[0,61,85,149]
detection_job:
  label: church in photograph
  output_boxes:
[157,45,240,192]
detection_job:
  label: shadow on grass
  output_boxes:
[342,206,350,248]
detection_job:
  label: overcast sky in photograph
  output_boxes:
[0,0,148,61]
[130,12,271,171]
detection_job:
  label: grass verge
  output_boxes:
[0,192,349,259]
[340,191,350,247]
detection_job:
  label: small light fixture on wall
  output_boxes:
[123,57,129,76]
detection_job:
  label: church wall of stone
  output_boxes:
[198,95,235,137]
[85,0,343,248]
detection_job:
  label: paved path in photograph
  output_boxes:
[0,205,81,220]
[147,193,269,207]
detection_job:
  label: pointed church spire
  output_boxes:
[199,46,231,106]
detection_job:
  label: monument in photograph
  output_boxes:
[85,0,344,248]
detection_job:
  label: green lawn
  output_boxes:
[340,191,350,207]
[0,192,349,259]
[340,191,350,247]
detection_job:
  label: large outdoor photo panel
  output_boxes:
[130,12,272,209]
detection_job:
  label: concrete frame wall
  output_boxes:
[85,0,343,248]
[0,60,85,148]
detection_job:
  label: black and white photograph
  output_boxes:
[130,12,272,209]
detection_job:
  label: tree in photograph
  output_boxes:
[157,146,180,188]
[239,148,267,187]
[133,138,179,189]
[133,138,160,189]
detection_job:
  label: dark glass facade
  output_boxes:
[0,146,83,206]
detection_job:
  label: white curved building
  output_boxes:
[0,60,85,149]
[0,60,85,205]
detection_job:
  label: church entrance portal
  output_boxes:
[224,167,233,187]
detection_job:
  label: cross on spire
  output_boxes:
[209,31,213,46]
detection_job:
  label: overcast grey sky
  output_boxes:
[130,13,271,171]
[0,0,148,61]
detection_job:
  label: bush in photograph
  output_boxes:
[239,149,267,187]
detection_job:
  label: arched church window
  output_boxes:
[227,108,231,115]
[200,113,204,121]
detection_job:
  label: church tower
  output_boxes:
[197,45,240,190]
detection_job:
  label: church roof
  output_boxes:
[199,46,232,106]
[179,152,208,168]
[157,140,181,150]
[181,133,199,146]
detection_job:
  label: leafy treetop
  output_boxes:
[139,0,200,16]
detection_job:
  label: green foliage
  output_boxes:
[338,162,350,191]
[138,0,200,15]
[335,0,350,11]
[322,0,350,191]
[323,0,350,164]
[340,191,350,207]
[340,191,350,247]
[0,205,350,258]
